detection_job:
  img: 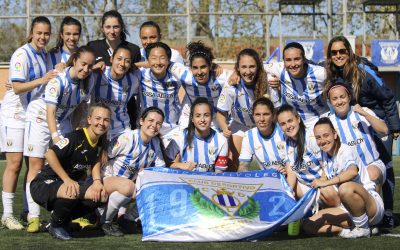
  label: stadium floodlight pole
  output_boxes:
[343,0,348,36]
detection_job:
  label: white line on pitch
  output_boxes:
[381,234,400,238]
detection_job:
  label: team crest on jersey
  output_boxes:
[165,82,174,88]
[6,139,13,147]
[238,92,244,97]
[208,146,217,156]
[307,82,315,91]
[14,62,22,72]
[56,138,69,149]
[211,86,219,91]
[148,150,155,161]
[144,79,151,84]
[255,145,262,151]
[277,141,286,153]
[80,89,85,96]
[122,86,129,94]
[33,62,38,67]
[219,94,226,104]
[182,177,262,218]
[28,144,34,152]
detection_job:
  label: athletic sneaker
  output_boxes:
[49,225,72,240]
[1,215,24,230]
[102,222,124,237]
[339,227,370,239]
[72,217,93,229]
[379,214,395,230]
[27,217,40,233]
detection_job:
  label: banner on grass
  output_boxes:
[286,39,324,63]
[136,168,317,242]
[371,40,400,66]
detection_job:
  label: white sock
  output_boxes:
[352,213,369,229]
[2,191,14,218]
[118,207,127,217]
[26,183,40,218]
[339,228,351,236]
[104,192,131,224]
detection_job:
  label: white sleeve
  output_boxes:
[171,49,185,65]
[44,77,62,104]
[337,146,358,172]
[218,135,229,158]
[217,86,234,113]
[263,62,283,78]
[108,132,131,159]
[238,132,253,162]
[10,49,29,82]
[169,62,192,85]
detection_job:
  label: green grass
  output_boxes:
[0,159,400,249]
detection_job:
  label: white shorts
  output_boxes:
[0,125,24,153]
[230,120,251,137]
[23,120,51,158]
[161,125,183,147]
[101,164,138,181]
[297,181,312,195]
[368,190,384,226]
[367,159,386,184]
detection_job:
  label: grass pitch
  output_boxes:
[0,159,399,249]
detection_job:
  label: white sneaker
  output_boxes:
[1,215,24,230]
[340,227,370,239]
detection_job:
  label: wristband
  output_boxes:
[51,132,59,139]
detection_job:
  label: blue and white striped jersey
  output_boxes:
[107,129,165,180]
[329,106,381,168]
[285,132,322,186]
[138,66,182,134]
[321,144,375,192]
[1,43,47,128]
[217,79,256,128]
[265,62,329,128]
[93,66,140,138]
[46,48,70,70]
[167,128,228,172]
[239,124,287,170]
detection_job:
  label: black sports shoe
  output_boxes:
[101,222,124,237]
[49,225,72,240]
[380,214,394,231]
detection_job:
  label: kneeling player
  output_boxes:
[30,102,111,240]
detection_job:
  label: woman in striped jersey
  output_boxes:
[101,107,166,236]
[23,46,97,232]
[327,83,387,192]
[46,16,81,71]
[238,97,287,173]
[303,118,384,239]
[166,97,228,173]
[169,41,230,129]
[92,44,140,139]
[276,104,324,199]
[216,48,269,171]
[0,16,58,231]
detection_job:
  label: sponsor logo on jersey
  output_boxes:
[44,179,55,184]
[81,149,88,154]
[13,114,21,120]
[15,62,22,72]
[219,94,226,104]
[143,91,174,99]
[347,138,364,146]
[49,87,57,97]
[262,159,285,169]
[182,177,262,218]
[36,118,43,124]
[56,138,69,149]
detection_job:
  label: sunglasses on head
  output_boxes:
[330,48,348,56]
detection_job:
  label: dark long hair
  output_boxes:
[139,107,167,161]
[186,41,215,67]
[49,16,81,53]
[314,117,341,157]
[325,36,364,102]
[276,104,306,167]
[145,42,172,60]
[66,45,95,94]
[234,48,267,100]
[101,10,128,41]
[24,16,51,45]
[186,97,213,149]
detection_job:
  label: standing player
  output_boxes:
[136,21,184,68]
[23,46,97,232]
[216,48,270,171]
[30,102,111,240]
[325,36,400,228]
[276,104,323,199]
[238,97,286,173]
[303,118,384,238]
[92,44,140,139]
[327,83,387,191]
[266,42,329,130]
[0,16,57,230]
[47,16,81,70]
[166,97,228,172]
[101,107,166,236]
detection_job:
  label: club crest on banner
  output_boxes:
[181,177,262,218]
[371,40,400,66]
